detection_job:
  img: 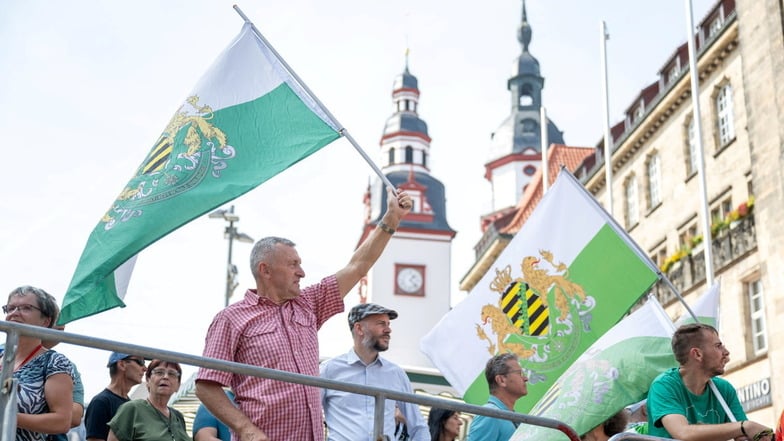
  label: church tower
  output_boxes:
[483,0,565,228]
[356,56,456,369]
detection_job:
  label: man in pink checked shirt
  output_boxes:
[196,187,412,441]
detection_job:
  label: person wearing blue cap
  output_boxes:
[85,352,147,441]
[320,303,429,440]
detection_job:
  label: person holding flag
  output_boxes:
[196,187,412,441]
[647,323,772,441]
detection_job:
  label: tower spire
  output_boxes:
[518,0,532,52]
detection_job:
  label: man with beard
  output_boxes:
[320,303,428,441]
[647,323,772,441]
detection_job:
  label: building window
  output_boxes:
[633,104,645,122]
[646,153,662,209]
[747,279,767,356]
[686,117,699,175]
[651,245,667,270]
[710,196,732,235]
[521,119,538,135]
[668,63,680,85]
[678,222,698,250]
[523,165,537,176]
[708,15,724,38]
[388,148,395,165]
[404,146,413,164]
[716,83,735,147]
[624,175,639,227]
[519,94,533,106]
[422,151,427,168]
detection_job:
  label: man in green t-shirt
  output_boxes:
[647,323,771,441]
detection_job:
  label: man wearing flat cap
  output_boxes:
[85,352,146,441]
[320,303,428,441]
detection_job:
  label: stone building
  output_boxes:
[574,0,784,425]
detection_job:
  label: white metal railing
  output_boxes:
[0,321,582,441]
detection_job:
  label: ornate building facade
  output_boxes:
[575,0,784,425]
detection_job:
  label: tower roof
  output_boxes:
[488,0,565,160]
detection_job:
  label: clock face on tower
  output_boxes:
[395,264,425,296]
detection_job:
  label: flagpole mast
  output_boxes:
[684,0,715,286]
[233,5,397,194]
[599,21,614,216]
[541,106,549,193]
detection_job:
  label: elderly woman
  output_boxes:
[108,360,189,441]
[1,285,74,441]
[428,408,463,441]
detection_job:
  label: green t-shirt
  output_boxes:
[648,367,746,438]
[109,399,190,441]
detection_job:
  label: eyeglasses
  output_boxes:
[124,358,146,367]
[505,369,526,377]
[151,369,180,378]
[2,304,42,314]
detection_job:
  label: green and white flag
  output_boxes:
[420,169,660,412]
[509,298,676,441]
[509,282,721,440]
[60,24,340,324]
[675,280,720,329]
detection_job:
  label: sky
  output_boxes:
[0,0,714,402]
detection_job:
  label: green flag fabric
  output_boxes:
[420,169,660,412]
[59,24,340,324]
[509,298,676,441]
[509,282,721,440]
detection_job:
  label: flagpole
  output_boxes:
[540,106,549,193]
[599,21,614,216]
[684,0,715,285]
[232,5,397,194]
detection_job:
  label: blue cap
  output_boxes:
[107,352,132,367]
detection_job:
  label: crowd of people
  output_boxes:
[2,187,781,441]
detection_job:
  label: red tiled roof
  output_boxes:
[500,144,594,234]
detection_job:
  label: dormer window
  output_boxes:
[708,15,724,38]
[668,64,680,85]
[634,104,645,122]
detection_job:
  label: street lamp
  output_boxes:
[209,205,254,306]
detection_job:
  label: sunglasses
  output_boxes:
[124,358,146,367]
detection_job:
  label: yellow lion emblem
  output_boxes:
[476,249,586,359]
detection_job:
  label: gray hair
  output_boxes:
[8,285,59,328]
[485,353,519,392]
[249,237,296,279]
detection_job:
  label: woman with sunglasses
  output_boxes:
[1,285,75,441]
[108,360,190,441]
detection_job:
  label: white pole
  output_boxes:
[599,21,614,216]
[541,106,549,193]
[684,0,715,286]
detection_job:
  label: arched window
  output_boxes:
[404,146,413,164]
[388,148,395,165]
[422,151,427,168]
